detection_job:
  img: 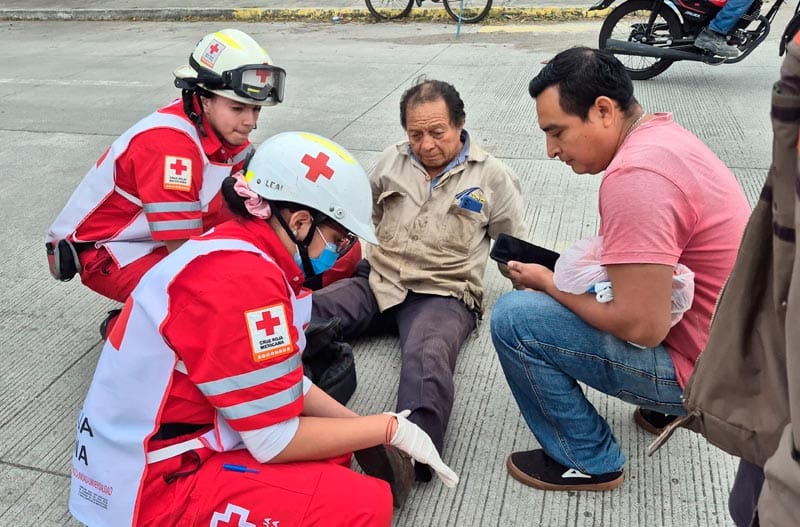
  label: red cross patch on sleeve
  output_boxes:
[245,304,293,363]
[163,156,192,191]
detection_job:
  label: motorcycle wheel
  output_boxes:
[598,0,682,80]
[365,0,414,20]
[443,0,493,23]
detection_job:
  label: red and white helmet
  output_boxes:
[174,29,285,106]
[244,132,378,245]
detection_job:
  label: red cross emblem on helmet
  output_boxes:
[201,39,226,68]
[301,152,334,183]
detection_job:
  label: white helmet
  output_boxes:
[245,132,378,245]
[174,29,285,106]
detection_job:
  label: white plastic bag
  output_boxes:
[553,236,695,327]
[553,236,606,294]
[669,264,695,326]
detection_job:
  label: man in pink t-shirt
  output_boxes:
[490,47,750,492]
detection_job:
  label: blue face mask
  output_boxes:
[293,228,340,277]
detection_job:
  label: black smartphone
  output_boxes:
[490,233,560,270]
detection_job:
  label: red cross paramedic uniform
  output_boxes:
[47,99,251,302]
[47,98,361,301]
[68,217,391,527]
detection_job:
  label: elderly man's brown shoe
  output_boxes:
[354,444,414,508]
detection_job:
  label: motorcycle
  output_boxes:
[589,0,800,79]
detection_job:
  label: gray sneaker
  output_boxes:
[694,27,739,58]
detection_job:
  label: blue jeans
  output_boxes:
[490,291,686,475]
[709,0,756,35]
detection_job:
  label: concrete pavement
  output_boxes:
[1,7,786,527]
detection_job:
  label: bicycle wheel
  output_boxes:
[365,0,414,20]
[598,0,682,80]
[443,0,493,23]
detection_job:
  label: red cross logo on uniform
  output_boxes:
[209,43,220,54]
[255,311,281,335]
[301,152,334,182]
[170,159,188,176]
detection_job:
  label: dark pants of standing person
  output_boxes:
[311,260,476,457]
[729,458,765,527]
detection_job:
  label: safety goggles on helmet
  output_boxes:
[189,55,286,104]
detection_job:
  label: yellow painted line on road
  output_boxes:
[233,8,265,19]
[227,6,612,22]
[233,7,345,20]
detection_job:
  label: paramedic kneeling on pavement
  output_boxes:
[490,47,750,491]
[46,29,359,328]
[68,132,457,527]
[311,78,525,482]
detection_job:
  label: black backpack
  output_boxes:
[302,316,357,405]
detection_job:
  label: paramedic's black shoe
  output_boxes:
[354,445,414,508]
[99,308,122,339]
[506,449,624,491]
[633,407,679,435]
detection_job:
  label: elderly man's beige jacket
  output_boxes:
[367,138,524,314]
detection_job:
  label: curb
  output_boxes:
[0,6,610,23]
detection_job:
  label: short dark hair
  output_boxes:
[528,47,638,120]
[400,79,466,129]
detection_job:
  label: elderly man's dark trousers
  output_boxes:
[311,261,475,453]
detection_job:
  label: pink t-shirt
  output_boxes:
[599,113,750,387]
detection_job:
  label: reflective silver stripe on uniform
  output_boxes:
[114,185,143,207]
[143,201,202,214]
[196,354,302,397]
[218,381,303,420]
[231,144,254,166]
[175,360,188,374]
[146,437,204,464]
[148,219,203,232]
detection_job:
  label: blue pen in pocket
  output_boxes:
[455,187,477,199]
[223,463,260,474]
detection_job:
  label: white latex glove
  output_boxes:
[384,410,459,488]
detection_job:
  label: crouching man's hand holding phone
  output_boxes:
[490,234,560,292]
